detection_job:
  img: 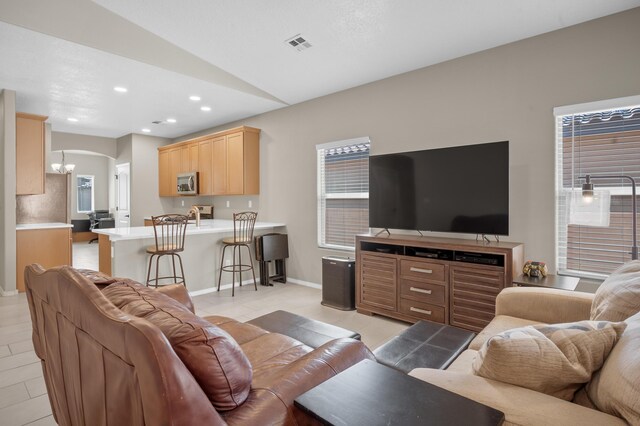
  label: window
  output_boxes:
[77,175,95,213]
[317,137,370,250]
[555,97,640,278]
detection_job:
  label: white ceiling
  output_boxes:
[1,0,639,139]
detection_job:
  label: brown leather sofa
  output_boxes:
[25,264,374,425]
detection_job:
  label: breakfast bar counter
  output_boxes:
[94,219,285,292]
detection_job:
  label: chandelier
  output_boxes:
[51,151,75,174]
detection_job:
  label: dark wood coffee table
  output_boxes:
[295,359,504,426]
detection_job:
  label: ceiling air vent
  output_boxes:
[152,120,163,125]
[285,34,312,52]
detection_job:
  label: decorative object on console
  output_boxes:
[522,260,548,277]
[570,174,638,260]
[472,320,626,401]
[51,150,75,173]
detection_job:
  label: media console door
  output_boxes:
[355,235,524,332]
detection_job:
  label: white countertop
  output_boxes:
[16,222,73,231]
[94,219,285,241]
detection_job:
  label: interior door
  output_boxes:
[115,163,130,227]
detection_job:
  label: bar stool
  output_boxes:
[217,212,258,296]
[146,214,188,287]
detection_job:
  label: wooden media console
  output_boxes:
[355,234,524,332]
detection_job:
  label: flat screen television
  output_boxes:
[369,141,509,235]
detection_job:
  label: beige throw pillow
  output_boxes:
[591,260,640,322]
[472,320,626,401]
[585,311,640,425]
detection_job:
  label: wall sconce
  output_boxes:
[51,151,75,174]
[569,174,638,260]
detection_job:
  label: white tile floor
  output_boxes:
[0,274,408,426]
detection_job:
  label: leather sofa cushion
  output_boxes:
[103,280,252,411]
[591,260,640,322]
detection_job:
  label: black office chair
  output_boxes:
[88,210,113,243]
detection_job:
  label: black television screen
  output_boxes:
[369,141,509,235]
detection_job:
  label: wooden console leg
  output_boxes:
[357,308,374,316]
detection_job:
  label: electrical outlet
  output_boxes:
[181,200,185,207]
[226,200,230,208]
[248,200,252,208]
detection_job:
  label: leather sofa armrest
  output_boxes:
[262,338,374,403]
[408,369,625,426]
[156,284,195,313]
[223,338,375,425]
[495,287,593,324]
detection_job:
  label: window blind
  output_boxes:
[317,138,370,250]
[556,105,640,277]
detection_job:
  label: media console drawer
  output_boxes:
[399,259,446,283]
[399,279,446,306]
[399,299,446,324]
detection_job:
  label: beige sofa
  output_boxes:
[410,281,639,425]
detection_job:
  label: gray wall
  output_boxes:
[176,9,640,285]
[0,89,17,295]
[57,153,110,220]
[129,134,173,226]
[52,131,117,158]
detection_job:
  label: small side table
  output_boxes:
[512,274,579,291]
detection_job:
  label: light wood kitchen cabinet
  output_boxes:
[16,113,47,195]
[198,139,213,195]
[17,227,72,292]
[212,136,228,194]
[213,130,260,195]
[158,149,171,196]
[158,126,260,197]
[168,147,181,196]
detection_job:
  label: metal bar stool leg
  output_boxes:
[155,254,163,288]
[146,254,155,286]
[176,254,186,287]
[232,245,238,297]
[241,244,257,291]
[218,244,229,292]
[238,244,243,287]
[171,254,177,283]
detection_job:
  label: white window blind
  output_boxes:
[317,138,370,250]
[555,104,640,278]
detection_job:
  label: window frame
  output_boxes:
[554,95,640,279]
[317,137,371,251]
[76,174,95,214]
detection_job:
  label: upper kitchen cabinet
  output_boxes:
[158,126,260,197]
[16,113,48,195]
[198,139,213,195]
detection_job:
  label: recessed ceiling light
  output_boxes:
[142,128,151,133]
[166,118,177,123]
[189,95,201,101]
[114,86,128,93]
[67,117,78,122]
[200,106,211,112]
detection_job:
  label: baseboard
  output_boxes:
[286,278,321,289]
[189,276,321,296]
[0,287,18,297]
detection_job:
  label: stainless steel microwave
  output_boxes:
[177,172,198,195]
